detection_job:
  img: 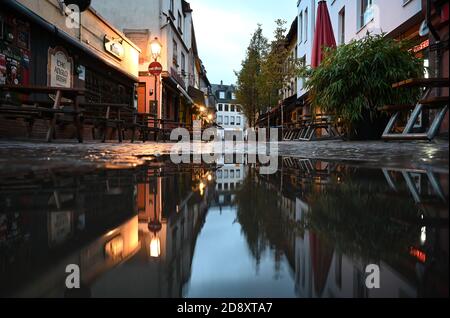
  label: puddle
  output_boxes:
[0,155,448,298]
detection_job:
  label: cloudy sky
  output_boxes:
[189,0,297,86]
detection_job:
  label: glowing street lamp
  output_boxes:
[150,37,162,61]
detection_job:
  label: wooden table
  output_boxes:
[382,78,449,141]
[0,85,85,142]
[392,78,449,89]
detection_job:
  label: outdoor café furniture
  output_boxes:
[122,111,160,143]
[382,167,447,206]
[159,119,191,142]
[0,84,85,142]
[296,114,341,141]
[381,78,449,141]
[79,103,128,143]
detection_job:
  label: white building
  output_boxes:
[212,82,247,140]
[297,0,425,100]
[91,0,209,125]
[214,155,247,207]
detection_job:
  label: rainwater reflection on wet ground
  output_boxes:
[0,152,448,298]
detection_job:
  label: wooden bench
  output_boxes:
[79,103,129,143]
[0,85,85,142]
[381,78,449,141]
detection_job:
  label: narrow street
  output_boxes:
[0,0,449,301]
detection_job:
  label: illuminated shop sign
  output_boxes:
[104,35,125,60]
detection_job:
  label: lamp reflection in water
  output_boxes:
[199,181,206,196]
[148,190,162,258]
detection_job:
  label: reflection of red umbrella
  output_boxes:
[310,233,334,296]
[311,0,336,68]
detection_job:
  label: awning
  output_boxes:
[188,86,206,107]
[162,73,195,105]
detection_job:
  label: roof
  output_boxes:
[188,86,206,107]
[286,16,298,44]
[211,83,237,103]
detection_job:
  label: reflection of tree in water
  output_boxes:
[305,180,420,264]
[234,169,294,274]
[235,165,422,270]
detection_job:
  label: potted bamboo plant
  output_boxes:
[301,34,424,140]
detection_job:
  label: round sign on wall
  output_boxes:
[149,62,163,76]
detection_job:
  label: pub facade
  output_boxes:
[0,0,140,140]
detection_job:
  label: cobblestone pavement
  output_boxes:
[0,139,447,174]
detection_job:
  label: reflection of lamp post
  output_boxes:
[149,37,163,116]
[148,186,162,258]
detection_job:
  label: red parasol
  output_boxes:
[311,0,337,68]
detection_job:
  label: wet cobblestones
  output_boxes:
[0,139,447,174]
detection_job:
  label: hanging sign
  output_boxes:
[48,47,73,88]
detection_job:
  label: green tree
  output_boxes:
[259,20,301,114]
[235,25,268,127]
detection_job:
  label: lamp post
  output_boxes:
[149,37,163,116]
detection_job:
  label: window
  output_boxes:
[218,115,223,124]
[232,92,236,100]
[231,104,235,112]
[217,170,222,179]
[224,116,229,125]
[219,91,225,99]
[304,8,308,42]
[236,105,241,112]
[359,0,374,28]
[224,170,229,178]
[230,170,235,178]
[236,170,241,178]
[299,12,303,42]
[178,11,183,33]
[181,52,186,75]
[218,104,223,111]
[173,40,178,66]
[338,7,346,45]
[237,116,241,125]
[231,116,235,125]
[225,104,229,112]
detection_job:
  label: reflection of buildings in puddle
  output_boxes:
[0,164,215,298]
[264,159,448,298]
[214,160,247,207]
[11,216,140,298]
[113,168,213,297]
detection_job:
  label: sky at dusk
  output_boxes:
[189,0,297,86]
